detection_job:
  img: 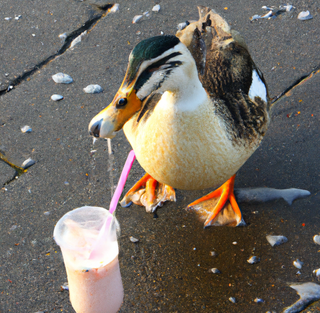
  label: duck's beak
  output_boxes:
[88,84,142,139]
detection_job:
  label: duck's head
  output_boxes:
[88,35,197,138]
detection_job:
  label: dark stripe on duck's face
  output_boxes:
[125,36,180,84]
[134,52,182,95]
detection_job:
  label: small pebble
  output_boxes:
[229,297,236,303]
[10,225,17,231]
[298,10,313,20]
[254,298,264,303]
[130,236,139,243]
[296,270,301,275]
[313,269,320,277]
[232,241,237,245]
[59,33,67,40]
[60,282,69,291]
[21,158,35,169]
[293,259,303,269]
[44,212,50,216]
[132,15,143,24]
[110,3,119,13]
[266,235,288,247]
[152,4,160,12]
[90,149,97,156]
[208,268,221,274]
[4,17,12,21]
[52,73,73,84]
[313,235,320,245]
[15,15,22,20]
[83,84,103,94]
[210,251,217,257]
[64,181,69,185]
[177,21,188,30]
[51,94,64,101]
[282,4,293,11]
[193,247,196,250]
[247,256,260,264]
[21,125,32,133]
[70,30,87,48]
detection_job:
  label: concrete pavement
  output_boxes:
[0,0,319,312]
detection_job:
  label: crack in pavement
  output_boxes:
[0,152,27,186]
[0,4,113,184]
[271,64,320,105]
[0,4,113,96]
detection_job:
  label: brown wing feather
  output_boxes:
[176,7,270,144]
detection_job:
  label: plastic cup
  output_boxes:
[53,206,123,313]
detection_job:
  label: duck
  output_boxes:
[88,6,270,227]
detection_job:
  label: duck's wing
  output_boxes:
[176,6,270,144]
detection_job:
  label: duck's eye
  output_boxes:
[117,98,127,107]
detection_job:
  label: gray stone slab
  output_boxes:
[0,160,16,186]
[0,0,100,91]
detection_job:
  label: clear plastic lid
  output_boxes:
[53,206,120,269]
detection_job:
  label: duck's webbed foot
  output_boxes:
[120,173,176,213]
[187,174,246,227]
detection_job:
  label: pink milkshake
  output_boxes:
[54,206,124,313]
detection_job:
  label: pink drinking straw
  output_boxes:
[88,150,136,259]
[109,149,136,214]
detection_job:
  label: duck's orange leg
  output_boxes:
[187,175,245,227]
[120,173,176,213]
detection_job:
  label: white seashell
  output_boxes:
[254,298,264,303]
[59,33,67,40]
[83,84,103,94]
[52,73,73,84]
[283,4,293,12]
[5,17,12,21]
[51,94,64,101]
[21,125,32,133]
[152,4,160,12]
[15,15,22,20]
[298,11,313,20]
[296,270,301,275]
[61,283,69,291]
[130,236,139,243]
[293,259,303,269]
[132,15,143,24]
[110,3,119,13]
[143,11,149,16]
[208,268,221,274]
[313,235,320,245]
[262,6,273,11]
[232,241,237,245]
[229,297,236,303]
[261,11,273,19]
[247,256,260,264]
[313,269,320,277]
[266,235,288,247]
[21,158,35,169]
[44,211,50,216]
[177,22,188,30]
[70,30,87,48]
